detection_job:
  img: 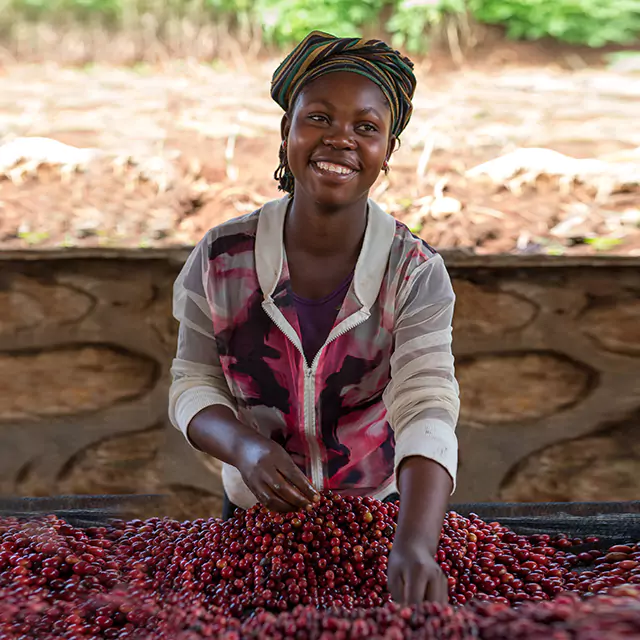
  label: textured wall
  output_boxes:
[1,250,638,518]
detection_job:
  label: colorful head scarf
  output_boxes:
[271,31,417,139]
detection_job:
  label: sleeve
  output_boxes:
[168,233,238,447]
[383,253,460,492]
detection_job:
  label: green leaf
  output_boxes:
[18,230,50,245]
[584,237,624,252]
[6,0,640,50]
[470,0,640,46]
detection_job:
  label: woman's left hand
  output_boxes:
[387,536,448,605]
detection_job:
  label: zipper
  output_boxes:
[306,311,370,488]
[303,369,323,488]
[309,311,370,371]
[262,299,370,490]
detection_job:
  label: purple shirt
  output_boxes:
[292,271,354,363]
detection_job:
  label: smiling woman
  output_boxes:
[282,72,392,209]
[169,31,460,607]
[272,31,415,203]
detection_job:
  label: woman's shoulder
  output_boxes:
[197,209,261,260]
[389,222,454,307]
[203,208,261,240]
[384,218,454,306]
[390,218,440,268]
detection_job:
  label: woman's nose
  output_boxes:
[323,126,356,150]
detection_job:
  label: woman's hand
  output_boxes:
[389,456,453,605]
[387,536,448,604]
[187,405,318,513]
[235,435,319,512]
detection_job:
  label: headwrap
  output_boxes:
[271,31,417,138]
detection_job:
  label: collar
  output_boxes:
[255,195,396,310]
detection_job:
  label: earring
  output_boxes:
[382,160,390,175]
[282,140,287,150]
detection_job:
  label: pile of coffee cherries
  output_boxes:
[0,492,639,639]
[470,587,640,639]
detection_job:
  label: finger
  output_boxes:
[426,569,449,604]
[271,475,311,511]
[277,461,319,503]
[252,485,275,508]
[263,466,310,510]
[259,469,307,512]
[250,479,294,513]
[276,469,317,508]
[405,568,428,606]
[387,563,405,604]
[260,487,296,513]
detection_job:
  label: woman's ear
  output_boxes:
[386,135,398,162]
[281,113,291,142]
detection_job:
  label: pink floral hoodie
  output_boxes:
[169,196,459,509]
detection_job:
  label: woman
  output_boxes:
[169,31,460,606]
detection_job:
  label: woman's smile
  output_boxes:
[310,159,359,181]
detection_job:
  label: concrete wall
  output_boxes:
[1,249,638,518]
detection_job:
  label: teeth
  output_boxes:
[316,161,355,175]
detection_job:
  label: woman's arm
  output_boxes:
[170,236,318,512]
[396,456,452,558]
[385,253,459,604]
[388,456,451,603]
[187,405,317,512]
[169,234,239,436]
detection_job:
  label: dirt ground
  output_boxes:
[0,39,639,255]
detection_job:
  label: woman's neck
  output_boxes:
[285,192,368,259]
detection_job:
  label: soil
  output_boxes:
[0,36,638,255]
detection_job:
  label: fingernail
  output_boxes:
[312,494,320,502]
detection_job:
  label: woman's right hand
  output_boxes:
[235,435,319,512]
[188,405,319,513]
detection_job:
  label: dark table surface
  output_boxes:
[1,495,639,545]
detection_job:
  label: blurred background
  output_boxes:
[0,0,638,518]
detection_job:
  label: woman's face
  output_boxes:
[283,71,395,209]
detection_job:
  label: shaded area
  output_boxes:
[580,298,640,356]
[0,344,158,420]
[55,427,164,496]
[500,411,640,502]
[1,494,639,544]
[0,274,95,334]
[457,351,596,424]
[453,279,538,335]
[453,501,640,545]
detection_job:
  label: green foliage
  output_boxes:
[205,0,253,21]
[584,237,624,251]
[252,0,386,46]
[3,0,640,48]
[5,0,124,22]
[387,0,466,53]
[468,0,640,47]
[246,0,461,49]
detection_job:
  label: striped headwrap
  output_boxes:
[271,31,417,138]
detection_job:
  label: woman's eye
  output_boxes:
[359,123,378,133]
[309,114,328,123]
